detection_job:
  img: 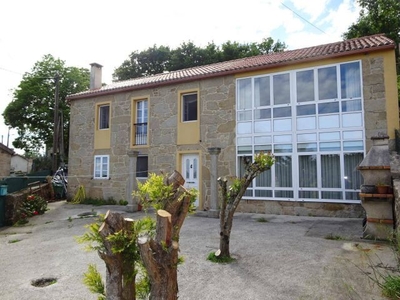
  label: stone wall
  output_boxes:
[237,200,365,218]
[0,150,12,178]
[362,56,389,151]
[4,183,52,225]
[68,75,237,208]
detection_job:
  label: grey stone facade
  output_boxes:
[68,76,236,207]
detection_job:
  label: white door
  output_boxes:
[182,154,199,207]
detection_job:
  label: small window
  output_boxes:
[182,93,197,122]
[94,155,109,179]
[99,105,110,129]
[136,156,148,178]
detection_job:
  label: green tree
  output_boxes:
[343,0,400,101]
[113,37,286,81]
[2,54,90,155]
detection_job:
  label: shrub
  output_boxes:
[18,194,48,222]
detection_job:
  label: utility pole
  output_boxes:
[52,73,60,173]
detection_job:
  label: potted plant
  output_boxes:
[376,182,390,194]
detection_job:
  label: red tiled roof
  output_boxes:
[68,34,395,100]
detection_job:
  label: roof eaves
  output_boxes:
[67,38,395,101]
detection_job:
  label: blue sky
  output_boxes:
[0,0,361,153]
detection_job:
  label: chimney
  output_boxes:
[90,63,103,90]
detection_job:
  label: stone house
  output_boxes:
[0,143,14,178]
[67,34,399,217]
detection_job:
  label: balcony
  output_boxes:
[134,122,147,145]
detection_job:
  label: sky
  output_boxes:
[0,0,361,153]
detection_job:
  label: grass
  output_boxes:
[207,251,236,264]
[382,275,400,299]
[8,239,21,243]
[324,233,345,241]
[256,217,268,223]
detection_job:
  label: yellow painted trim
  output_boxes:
[131,96,150,148]
[235,50,394,78]
[94,101,111,149]
[177,150,202,208]
[177,89,200,145]
[382,51,400,138]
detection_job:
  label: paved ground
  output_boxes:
[0,201,396,300]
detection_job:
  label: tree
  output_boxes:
[343,0,400,101]
[2,54,90,155]
[113,37,286,81]
[215,152,275,260]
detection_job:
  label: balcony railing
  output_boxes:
[134,122,148,145]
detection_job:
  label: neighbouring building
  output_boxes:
[0,143,14,178]
[67,34,399,217]
[10,154,33,175]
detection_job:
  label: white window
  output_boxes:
[99,105,110,129]
[94,155,109,179]
[182,93,197,122]
[236,61,364,204]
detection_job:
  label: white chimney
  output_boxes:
[90,63,103,90]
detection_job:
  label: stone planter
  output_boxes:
[360,184,376,194]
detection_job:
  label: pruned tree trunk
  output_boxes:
[217,153,275,259]
[98,211,136,300]
[138,170,192,300]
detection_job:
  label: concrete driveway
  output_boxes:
[0,201,395,300]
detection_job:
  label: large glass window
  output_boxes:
[236,60,364,203]
[296,70,314,102]
[273,73,290,105]
[318,66,338,100]
[94,155,109,179]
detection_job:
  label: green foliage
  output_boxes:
[134,173,175,210]
[2,54,90,153]
[17,194,48,222]
[83,264,105,300]
[76,215,105,252]
[135,263,151,299]
[227,178,242,200]
[134,173,197,213]
[113,37,286,81]
[207,251,236,264]
[324,233,345,240]
[256,217,268,223]
[382,275,400,299]
[343,0,400,101]
[254,151,275,170]
[78,197,117,206]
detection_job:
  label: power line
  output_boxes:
[0,66,23,76]
[280,2,328,35]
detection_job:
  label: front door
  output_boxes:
[181,154,199,207]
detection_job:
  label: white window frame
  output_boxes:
[94,155,110,179]
[236,60,364,204]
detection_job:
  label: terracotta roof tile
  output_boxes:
[68,34,395,100]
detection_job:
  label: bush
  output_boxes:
[18,194,48,222]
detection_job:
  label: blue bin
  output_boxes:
[0,185,7,196]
